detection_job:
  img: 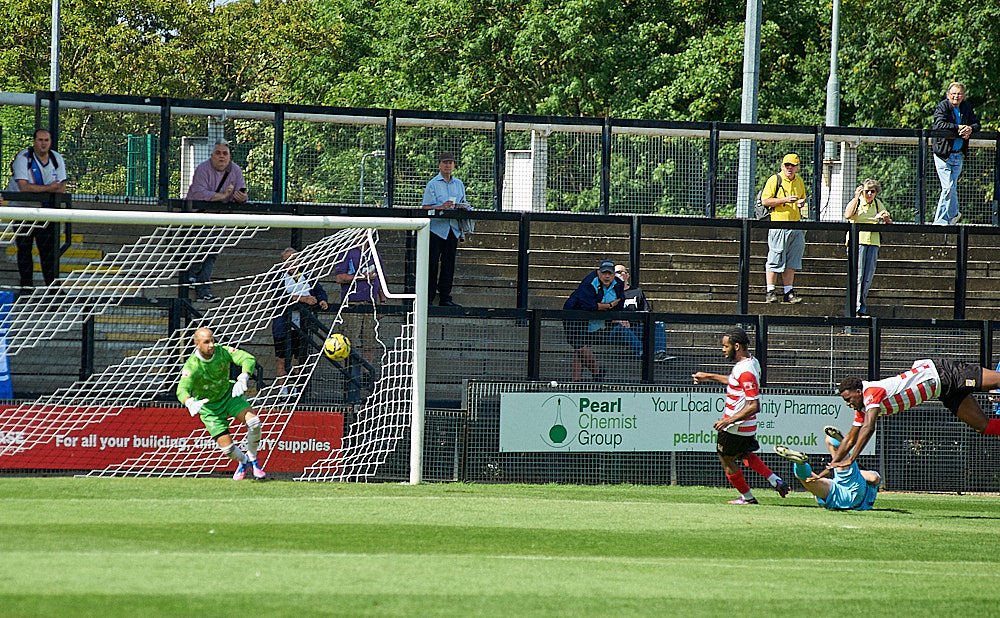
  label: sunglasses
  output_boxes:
[865,189,877,194]
[615,269,628,275]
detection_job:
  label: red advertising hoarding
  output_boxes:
[0,405,343,472]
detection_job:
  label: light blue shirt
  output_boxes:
[588,278,619,332]
[422,173,467,240]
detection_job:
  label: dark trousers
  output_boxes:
[15,223,58,288]
[428,230,458,303]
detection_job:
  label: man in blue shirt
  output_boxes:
[422,152,469,308]
[931,82,980,225]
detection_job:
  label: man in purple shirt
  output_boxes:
[184,140,248,302]
[334,244,386,400]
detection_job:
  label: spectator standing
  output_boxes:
[691,327,789,504]
[422,151,469,308]
[843,179,891,317]
[614,264,669,362]
[272,248,328,395]
[7,129,66,292]
[184,140,248,302]
[931,82,980,225]
[562,260,642,382]
[761,153,807,304]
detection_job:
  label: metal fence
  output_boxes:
[3,91,998,223]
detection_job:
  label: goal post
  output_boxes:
[0,206,430,484]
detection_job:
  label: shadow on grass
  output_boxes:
[773,503,912,514]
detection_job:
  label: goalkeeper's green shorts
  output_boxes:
[199,395,251,439]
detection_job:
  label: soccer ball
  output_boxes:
[323,334,351,361]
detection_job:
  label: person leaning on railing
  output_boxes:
[7,129,66,294]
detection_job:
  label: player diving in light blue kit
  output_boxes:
[775,426,880,510]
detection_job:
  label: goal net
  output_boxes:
[0,207,429,483]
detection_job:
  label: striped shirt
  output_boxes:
[861,359,940,419]
[723,356,761,435]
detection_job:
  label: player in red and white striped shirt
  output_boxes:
[832,358,1000,469]
[693,327,789,504]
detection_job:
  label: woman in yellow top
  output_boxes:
[844,179,891,317]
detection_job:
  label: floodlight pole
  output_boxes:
[50,0,60,91]
[736,0,762,218]
[824,0,841,160]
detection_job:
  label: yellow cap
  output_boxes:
[782,153,800,166]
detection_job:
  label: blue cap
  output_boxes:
[598,260,615,273]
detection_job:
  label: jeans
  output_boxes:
[856,244,879,314]
[933,152,963,223]
[611,321,667,357]
[187,255,216,297]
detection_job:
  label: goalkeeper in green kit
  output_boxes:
[178,327,265,480]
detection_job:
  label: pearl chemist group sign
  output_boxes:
[498,391,873,455]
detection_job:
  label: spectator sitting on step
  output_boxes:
[615,264,669,362]
[562,260,642,382]
[272,247,328,395]
[184,140,248,303]
[333,239,386,379]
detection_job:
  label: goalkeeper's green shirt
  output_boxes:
[177,345,256,404]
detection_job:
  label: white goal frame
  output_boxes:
[0,206,431,484]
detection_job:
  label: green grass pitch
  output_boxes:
[1,478,998,616]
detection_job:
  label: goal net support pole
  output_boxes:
[0,206,430,484]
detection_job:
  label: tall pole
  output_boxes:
[50,0,61,91]
[736,0,762,218]
[825,0,841,160]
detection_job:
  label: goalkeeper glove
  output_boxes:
[232,372,250,397]
[185,397,209,417]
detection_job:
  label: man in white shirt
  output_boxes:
[7,130,67,291]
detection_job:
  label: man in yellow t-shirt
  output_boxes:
[844,179,892,317]
[761,153,808,304]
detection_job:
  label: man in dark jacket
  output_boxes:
[931,82,980,225]
[562,260,640,381]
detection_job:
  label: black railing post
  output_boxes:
[385,113,396,208]
[981,320,992,371]
[494,115,505,212]
[916,130,927,224]
[846,223,859,317]
[34,91,43,130]
[47,90,60,150]
[954,226,968,320]
[810,126,823,220]
[630,216,641,286]
[516,215,531,309]
[706,122,719,217]
[527,310,541,380]
[158,99,171,206]
[600,118,611,215]
[80,316,95,381]
[272,104,285,205]
[641,312,655,384]
[737,219,751,314]
[868,319,880,380]
[756,314,768,386]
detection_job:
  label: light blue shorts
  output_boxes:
[816,463,879,510]
[766,228,805,272]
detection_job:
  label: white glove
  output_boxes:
[232,372,250,398]
[185,397,209,417]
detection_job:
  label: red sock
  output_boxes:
[985,418,1000,436]
[726,470,750,494]
[744,453,775,479]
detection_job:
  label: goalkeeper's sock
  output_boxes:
[222,443,249,464]
[793,462,813,480]
[246,415,262,460]
[827,436,842,448]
